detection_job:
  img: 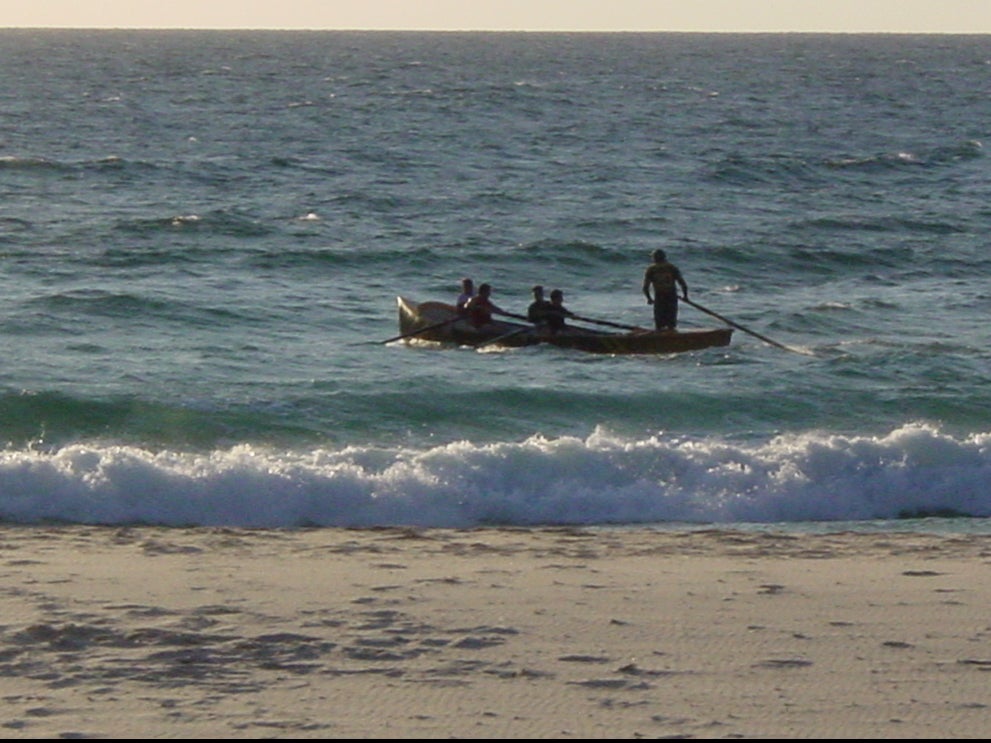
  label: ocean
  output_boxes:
[1,29,989,530]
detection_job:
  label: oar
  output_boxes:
[381,317,458,344]
[571,315,645,332]
[680,297,809,355]
[502,311,531,322]
[477,326,533,349]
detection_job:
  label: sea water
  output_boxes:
[1,30,989,529]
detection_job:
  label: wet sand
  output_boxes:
[2,525,990,738]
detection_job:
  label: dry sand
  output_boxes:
[1,525,990,738]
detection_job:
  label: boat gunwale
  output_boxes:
[396,296,732,354]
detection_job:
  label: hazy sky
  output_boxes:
[4,1,991,33]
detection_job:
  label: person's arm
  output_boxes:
[642,268,654,303]
[675,268,688,300]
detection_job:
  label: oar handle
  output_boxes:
[572,315,642,332]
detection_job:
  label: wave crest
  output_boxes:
[1,423,987,528]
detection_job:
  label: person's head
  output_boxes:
[461,277,474,292]
[550,289,564,303]
[478,283,492,296]
[532,285,544,299]
[652,249,666,263]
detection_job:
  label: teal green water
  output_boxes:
[0,30,989,528]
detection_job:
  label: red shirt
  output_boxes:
[466,296,495,327]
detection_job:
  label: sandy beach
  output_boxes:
[1,525,990,738]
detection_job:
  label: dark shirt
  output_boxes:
[545,302,574,332]
[643,260,687,299]
[527,299,553,324]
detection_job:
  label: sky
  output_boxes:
[3,0,991,33]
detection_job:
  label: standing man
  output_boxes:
[642,249,688,331]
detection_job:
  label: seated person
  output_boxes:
[527,285,553,326]
[463,282,509,328]
[545,289,575,334]
[456,278,475,315]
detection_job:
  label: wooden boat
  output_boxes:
[394,297,733,355]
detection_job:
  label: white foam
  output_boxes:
[1,423,988,528]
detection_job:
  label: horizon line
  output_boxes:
[2,26,989,34]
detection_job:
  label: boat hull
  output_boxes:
[396,297,732,355]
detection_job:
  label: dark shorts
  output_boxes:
[653,292,679,329]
